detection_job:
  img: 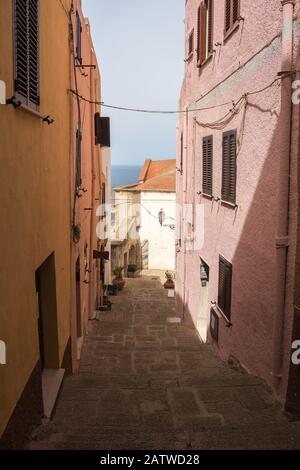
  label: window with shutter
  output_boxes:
[222,130,237,205]
[188,29,194,57]
[76,127,82,189]
[202,135,213,196]
[14,0,39,109]
[102,183,106,206]
[197,0,214,67]
[218,256,232,320]
[224,0,240,37]
[180,131,183,175]
[76,11,82,64]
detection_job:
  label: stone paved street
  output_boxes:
[30,277,300,450]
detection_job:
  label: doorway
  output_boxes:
[124,252,128,277]
[76,257,82,338]
[35,253,59,370]
[197,259,210,342]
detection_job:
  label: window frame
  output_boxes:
[187,29,194,59]
[202,135,213,198]
[13,0,40,110]
[197,0,214,67]
[221,129,237,206]
[76,10,82,64]
[224,0,241,40]
[218,255,232,321]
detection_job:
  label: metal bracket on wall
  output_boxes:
[6,96,21,108]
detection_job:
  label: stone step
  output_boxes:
[30,421,300,450]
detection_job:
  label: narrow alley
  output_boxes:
[30,276,300,450]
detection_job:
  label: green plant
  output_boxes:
[113,266,124,279]
[127,264,138,273]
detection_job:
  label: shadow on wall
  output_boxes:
[227,42,300,413]
[177,42,300,414]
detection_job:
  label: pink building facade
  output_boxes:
[176,0,300,413]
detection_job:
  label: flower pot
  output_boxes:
[113,278,126,291]
[164,280,175,290]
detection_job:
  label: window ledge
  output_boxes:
[223,21,240,43]
[185,52,194,63]
[212,304,232,327]
[202,193,214,200]
[197,53,213,69]
[220,199,238,209]
[19,103,43,120]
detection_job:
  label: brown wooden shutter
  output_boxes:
[28,0,39,106]
[207,0,213,54]
[218,256,232,320]
[233,0,240,24]
[225,0,231,32]
[200,2,207,64]
[76,11,82,64]
[225,0,240,34]
[203,136,213,196]
[196,6,201,64]
[188,29,194,56]
[222,130,237,204]
[14,0,28,100]
[14,0,39,107]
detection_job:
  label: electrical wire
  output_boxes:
[59,0,69,18]
[68,75,286,116]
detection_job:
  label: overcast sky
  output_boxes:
[82,0,184,166]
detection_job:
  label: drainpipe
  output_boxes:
[182,105,189,320]
[89,49,96,319]
[272,0,295,385]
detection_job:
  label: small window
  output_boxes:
[218,256,232,321]
[102,183,106,206]
[188,29,194,57]
[222,130,237,205]
[76,10,82,64]
[197,0,214,66]
[14,0,40,109]
[202,135,213,196]
[224,0,240,37]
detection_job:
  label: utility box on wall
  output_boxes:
[0,80,6,104]
[95,113,111,147]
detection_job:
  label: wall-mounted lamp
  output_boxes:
[158,208,165,227]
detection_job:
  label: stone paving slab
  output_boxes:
[30,277,300,450]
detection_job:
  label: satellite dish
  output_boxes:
[0,80,6,105]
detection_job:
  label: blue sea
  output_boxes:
[111,165,141,190]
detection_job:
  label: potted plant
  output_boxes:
[164,271,175,290]
[127,264,138,278]
[99,299,113,312]
[112,266,126,291]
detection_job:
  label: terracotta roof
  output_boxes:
[114,159,176,192]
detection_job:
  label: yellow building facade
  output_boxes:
[0,0,72,448]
